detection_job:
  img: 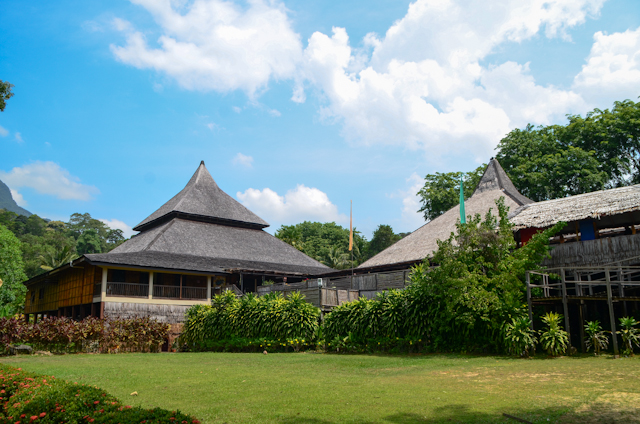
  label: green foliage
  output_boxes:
[617,316,640,356]
[0,364,201,424]
[497,99,640,201]
[538,312,569,356]
[584,320,609,355]
[68,213,125,255]
[181,291,320,351]
[0,224,27,315]
[504,316,537,357]
[0,316,169,354]
[275,221,367,267]
[417,164,485,221]
[324,199,562,353]
[0,80,13,112]
[368,224,404,257]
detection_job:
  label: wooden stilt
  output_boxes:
[526,272,533,330]
[605,268,619,357]
[560,268,572,350]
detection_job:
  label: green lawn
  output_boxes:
[1,353,639,424]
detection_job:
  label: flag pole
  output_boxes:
[350,200,354,287]
[460,176,466,224]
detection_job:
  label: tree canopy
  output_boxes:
[0,224,27,315]
[0,80,14,112]
[417,164,485,221]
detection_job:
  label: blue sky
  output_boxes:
[1,0,640,239]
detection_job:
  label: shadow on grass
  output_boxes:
[280,401,640,424]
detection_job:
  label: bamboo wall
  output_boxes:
[544,233,640,268]
[25,265,102,314]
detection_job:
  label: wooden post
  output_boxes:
[526,272,533,329]
[560,268,571,350]
[179,274,183,299]
[618,267,628,316]
[206,276,212,302]
[576,273,586,353]
[240,273,244,293]
[148,272,154,299]
[605,268,619,357]
[101,267,108,301]
[99,302,105,320]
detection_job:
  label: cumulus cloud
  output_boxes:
[111,0,302,97]
[0,161,100,201]
[232,153,254,168]
[574,27,640,104]
[237,184,346,225]
[10,189,27,207]
[296,0,601,159]
[0,125,8,137]
[99,218,136,238]
[399,173,425,231]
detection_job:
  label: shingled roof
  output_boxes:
[358,158,533,268]
[89,218,330,275]
[133,161,269,232]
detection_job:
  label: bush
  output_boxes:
[0,364,201,424]
[617,316,640,356]
[504,316,537,357]
[181,291,320,351]
[584,320,609,355]
[539,312,569,356]
[0,316,169,355]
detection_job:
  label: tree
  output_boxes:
[275,221,368,267]
[0,224,27,315]
[496,98,640,201]
[0,80,14,112]
[417,164,485,221]
[76,229,103,255]
[67,212,125,253]
[368,224,402,257]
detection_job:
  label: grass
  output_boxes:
[1,352,640,423]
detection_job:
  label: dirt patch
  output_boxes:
[563,392,640,424]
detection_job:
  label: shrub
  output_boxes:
[538,312,569,356]
[0,316,169,354]
[181,291,320,351]
[504,315,537,357]
[617,316,640,356]
[584,320,609,355]
[0,364,200,424]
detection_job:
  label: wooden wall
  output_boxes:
[544,233,640,268]
[25,265,102,314]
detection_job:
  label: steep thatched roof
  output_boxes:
[509,184,640,231]
[358,158,533,268]
[133,161,269,232]
[90,218,329,275]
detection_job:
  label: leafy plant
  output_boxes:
[539,312,569,356]
[584,320,609,355]
[504,316,537,357]
[617,316,640,356]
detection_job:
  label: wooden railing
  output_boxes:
[153,285,207,300]
[106,282,149,297]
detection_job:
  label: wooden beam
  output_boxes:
[526,272,533,330]
[605,268,619,357]
[560,268,572,351]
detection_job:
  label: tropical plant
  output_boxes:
[504,315,537,357]
[539,312,569,356]
[38,245,76,271]
[584,320,609,355]
[617,316,640,356]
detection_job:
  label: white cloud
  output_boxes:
[399,173,425,231]
[574,27,640,104]
[268,108,281,117]
[0,125,8,137]
[232,106,242,113]
[206,122,217,131]
[232,153,254,168]
[9,189,27,207]
[111,0,302,97]
[14,132,23,143]
[99,218,136,238]
[297,0,601,159]
[237,184,346,225]
[0,161,100,201]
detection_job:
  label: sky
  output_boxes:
[2,0,640,240]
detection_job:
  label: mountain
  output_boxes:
[0,179,32,216]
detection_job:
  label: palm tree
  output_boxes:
[39,245,76,271]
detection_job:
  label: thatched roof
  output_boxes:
[358,158,533,268]
[509,184,640,231]
[133,161,269,232]
[90,217,330,275]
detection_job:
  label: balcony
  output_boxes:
[153,285,207,300]
[106,282,149,297]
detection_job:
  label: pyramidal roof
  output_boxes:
[133,161,269,232]
[358,158,533,269]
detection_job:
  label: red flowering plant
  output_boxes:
[0,365,200,424]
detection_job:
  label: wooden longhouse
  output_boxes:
[22,161,331,324]
[512,185,640,355]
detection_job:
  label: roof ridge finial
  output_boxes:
[200,160,205,166]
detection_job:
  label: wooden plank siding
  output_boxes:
[25,265,102,314]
